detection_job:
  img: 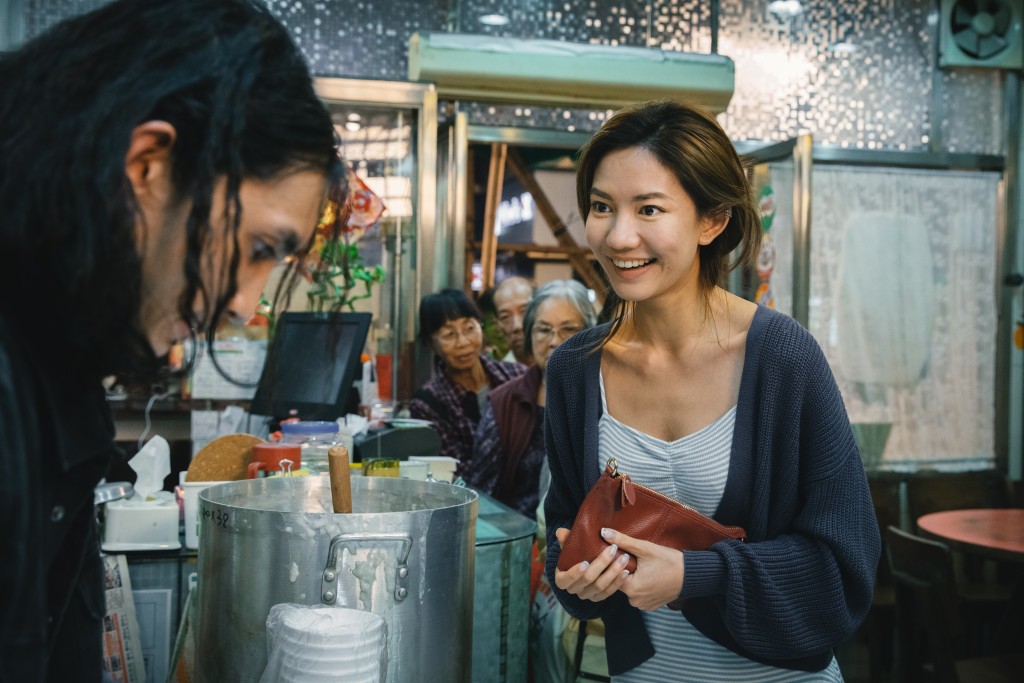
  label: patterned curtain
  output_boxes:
[809,166,999,469]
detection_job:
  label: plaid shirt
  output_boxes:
[408,354,525,471]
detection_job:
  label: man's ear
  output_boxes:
[124,120,177,205]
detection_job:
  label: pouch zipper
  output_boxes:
[606,456,701,515]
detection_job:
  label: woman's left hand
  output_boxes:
[602,528,685,611]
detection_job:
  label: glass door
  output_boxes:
[313,78,437,404]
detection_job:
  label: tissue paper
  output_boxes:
[130,435,171,499]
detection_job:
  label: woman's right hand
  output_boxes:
[553,527,631,602]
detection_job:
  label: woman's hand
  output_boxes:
[553,527,631,602]
[603,528,685,610]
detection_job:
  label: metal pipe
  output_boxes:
[791,133,813,328]
[997,72,1021,476]
[450,112,468,290]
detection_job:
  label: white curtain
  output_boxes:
[809,166,1000,469]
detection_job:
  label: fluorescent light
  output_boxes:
[479,14,510,26]
[767,1,803,17]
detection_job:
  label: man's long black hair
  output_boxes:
[0,0,345,378]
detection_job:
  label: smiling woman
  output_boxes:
[544,101,879,680]
[0,1,343,680]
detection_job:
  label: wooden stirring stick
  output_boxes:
[328,445,352,513]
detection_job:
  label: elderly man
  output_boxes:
[493,276,535,365]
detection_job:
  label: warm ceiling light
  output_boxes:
[479,14,510,26]
[767,1,804,17]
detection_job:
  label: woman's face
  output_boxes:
[138,170,325,357]
[432,316,484,372]
[585,146,725,306]
[530,297,585,372]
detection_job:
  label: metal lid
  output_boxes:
[474,490,538,546]
[94,481,134,505]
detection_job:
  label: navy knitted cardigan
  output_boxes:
[543,306,880,676]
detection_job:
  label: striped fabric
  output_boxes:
[598,372,844,683]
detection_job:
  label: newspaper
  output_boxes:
[101,554,147,683]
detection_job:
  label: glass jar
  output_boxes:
[279,420,341,477]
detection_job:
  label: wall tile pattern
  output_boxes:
[24,0,1006,152]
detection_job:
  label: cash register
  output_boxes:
[352,418,441,462]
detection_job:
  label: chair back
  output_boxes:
[886,525,961,683]
[869,474,907,587]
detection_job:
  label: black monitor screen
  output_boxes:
[250,311,371,420]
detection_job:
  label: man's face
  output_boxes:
[137,170,324,357]
[494,280,533,363]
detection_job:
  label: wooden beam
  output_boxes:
[505,148,605,302]
[480,143,507,291]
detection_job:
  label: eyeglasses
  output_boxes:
[532,324,583,342]
[434,319,482,347]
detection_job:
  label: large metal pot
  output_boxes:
[194,476,477,683]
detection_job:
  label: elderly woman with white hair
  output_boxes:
[468,279,597,516]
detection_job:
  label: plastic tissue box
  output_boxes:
[102,491,181,551]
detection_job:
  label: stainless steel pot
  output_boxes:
[194,476,477,683]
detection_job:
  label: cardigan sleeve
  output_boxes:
[542,340,614,622]
[680,334,881,662]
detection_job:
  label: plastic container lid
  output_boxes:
[279,421,339,436]
[252,442,302,457]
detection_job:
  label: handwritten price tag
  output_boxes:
[201,507,231,530]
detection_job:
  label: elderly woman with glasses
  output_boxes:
[409,288,526,470]
[467,280,597,516]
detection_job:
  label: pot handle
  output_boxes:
[320,532,413,604]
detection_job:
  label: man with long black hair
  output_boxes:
[0,1,346,680]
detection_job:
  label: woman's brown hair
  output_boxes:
[575,100,761,340]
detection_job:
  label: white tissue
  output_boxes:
[129,435,171,500]
[337,413,370,437]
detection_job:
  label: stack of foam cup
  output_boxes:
[261,604,387,683]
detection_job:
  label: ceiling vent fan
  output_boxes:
[939,0,1023,68]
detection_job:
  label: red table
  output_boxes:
[917,508,1024,564]
[917,509,1024,652]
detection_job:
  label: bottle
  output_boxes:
[279,420,342,476]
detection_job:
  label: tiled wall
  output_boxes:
[24,0,1007,153]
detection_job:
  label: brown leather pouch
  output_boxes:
[556,458,746,576]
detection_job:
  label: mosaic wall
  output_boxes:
[23,0,1007,153]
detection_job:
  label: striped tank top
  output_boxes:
[598,371,843,682]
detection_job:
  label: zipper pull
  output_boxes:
[620,474,636,507]
[606,457,619,477]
